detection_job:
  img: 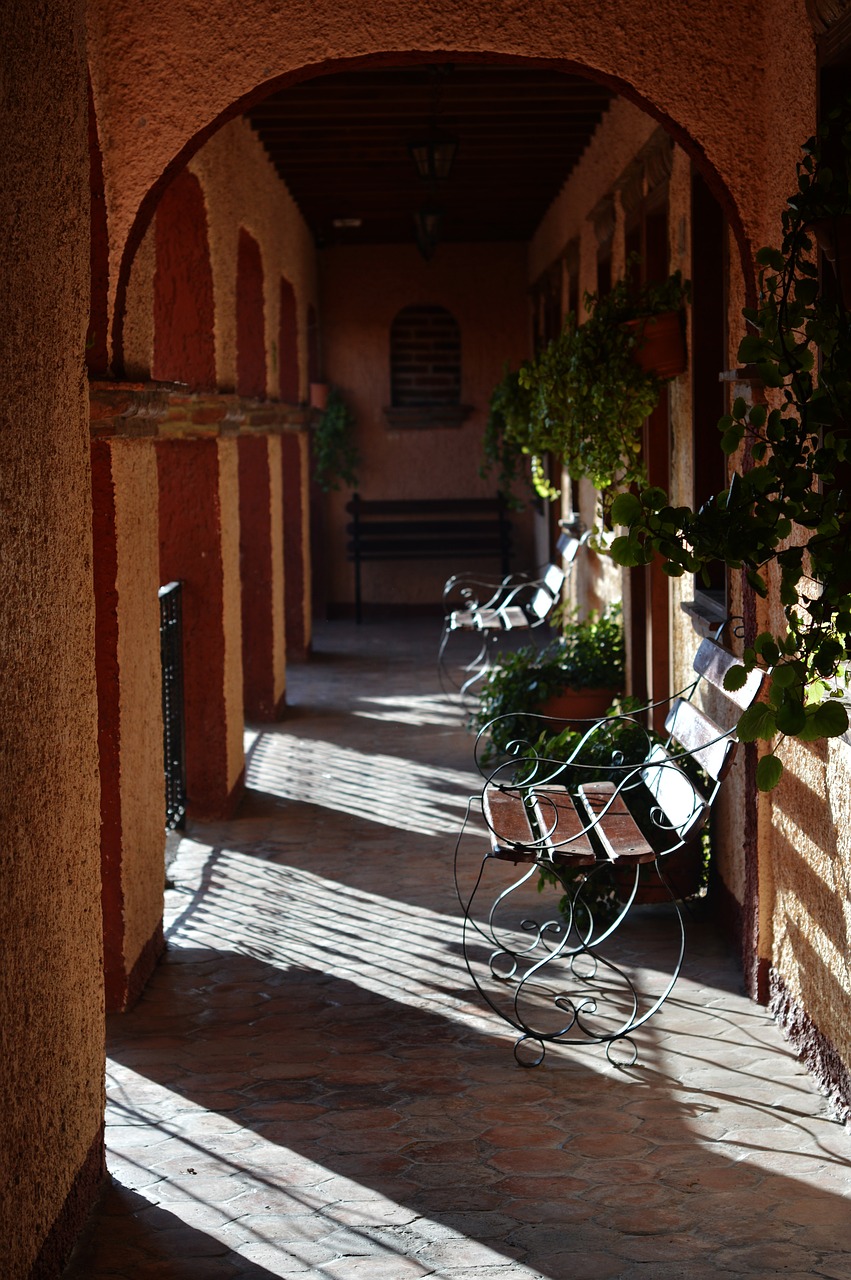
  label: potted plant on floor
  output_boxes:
[472,605,624,761]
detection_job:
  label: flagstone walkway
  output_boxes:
[64,620,851,1279]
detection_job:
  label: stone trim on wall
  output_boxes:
[770,969,851,1121]
[89,382,311,439]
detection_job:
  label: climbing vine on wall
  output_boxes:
[610,104,851,789]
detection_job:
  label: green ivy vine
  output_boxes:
[610,105,851,789]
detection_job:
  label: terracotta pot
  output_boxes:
[309,381,329,410]
[624,310,687,380]
[538,686,619,725]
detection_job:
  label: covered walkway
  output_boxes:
[65,622,850,1279]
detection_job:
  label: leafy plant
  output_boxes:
[313,386,360,492]
[609,105,851,789]
[472,606,624,758]
[482,269,689,507]
[481,363,536,505]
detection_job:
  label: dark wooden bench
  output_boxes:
[459,635,764,1065]
[346,492,512,623]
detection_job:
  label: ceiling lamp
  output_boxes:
[408,130,458,184]
[414,204,443,261]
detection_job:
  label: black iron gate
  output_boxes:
[159,581,187,830]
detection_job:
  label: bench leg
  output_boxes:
[458,848,687,1066]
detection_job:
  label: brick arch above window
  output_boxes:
[386,303,471,429]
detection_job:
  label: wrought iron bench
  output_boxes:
[454,635,763,1066]
[438,530,588,697]
[346,492,512,624]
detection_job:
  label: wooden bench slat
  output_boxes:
[665,698,738,780]
[693,637,764,708]
[530,788,597,864]
[482,787,536,862]
[641,744,708,837]
[576,782,656,864]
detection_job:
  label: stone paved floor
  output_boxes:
[65,620,851,1279]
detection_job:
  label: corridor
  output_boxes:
[65,621,851,1279]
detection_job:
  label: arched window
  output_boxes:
[390,304,461,408]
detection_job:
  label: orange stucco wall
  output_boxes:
[319,241,533,610]
[113,441,167,989]
[1,3,105,1276]
[120,116,319,398]
[85,0,814,372]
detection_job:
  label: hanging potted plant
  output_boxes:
[481,268,690,508]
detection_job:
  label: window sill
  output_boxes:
[681,595,728,639]
[383,404,473,430]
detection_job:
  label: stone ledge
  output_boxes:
[89,381,311,438]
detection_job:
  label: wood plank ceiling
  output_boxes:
[245,65,615,247]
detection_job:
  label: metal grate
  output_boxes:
[159,581,187,830]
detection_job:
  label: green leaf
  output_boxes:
[746,569,769,598]
[723,665,749,692]
[640,486,668,512]
[610,492,642,526]
[756,754,784,791]
[721,427,744,455]
[755,247,785,271]
[775,699,806,735]
[770,663,799,689]
[811,701,849,737]
[737,702,777,743]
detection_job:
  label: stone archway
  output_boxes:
[84,0,815,370]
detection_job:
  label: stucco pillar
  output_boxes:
[238,433,286,719]
[156,436,245,818]
[91,436,166,1014]
[0,2,105,1276]
[281,429,312,660]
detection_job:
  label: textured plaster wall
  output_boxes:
[121,116,318,395]
[85,0,815,366]
[282,430,312,658]
[269,434,287,698]
[238,435,286,719]
[157,438,245,817]
[113,441,166,979]
[0,1,104,1275]
[123,221,155,379]
[320,242,532,608]
[219,438,248,790]
[153,169,217,390]
[188,118,317,397]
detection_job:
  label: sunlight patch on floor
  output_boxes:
[166,842,501,1036]
[244,730,482,836]
[104,1064,539,1278]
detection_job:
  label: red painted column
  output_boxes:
[91,440,126,1009]
[157,437,244,817]
[281,430,311,660]
[238,434,284,719]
